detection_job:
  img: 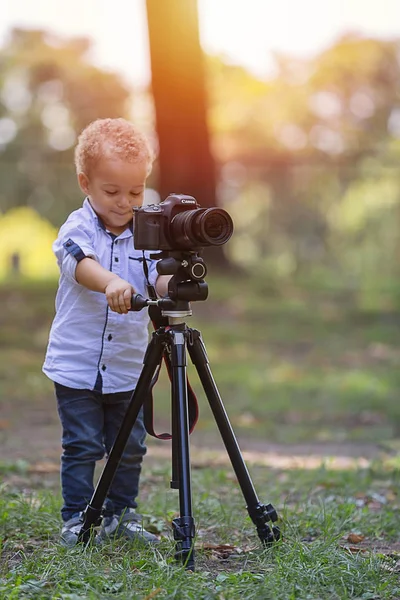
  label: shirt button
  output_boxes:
[102,365,107,371]
[108,334,112,341]
[114,257,119,262]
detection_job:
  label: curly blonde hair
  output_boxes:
[74,118,154,175]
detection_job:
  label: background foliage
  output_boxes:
[1,29,400,294]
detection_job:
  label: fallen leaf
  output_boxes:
[347,533,365,544]
[201,543,237,559]
[202,543,236,550]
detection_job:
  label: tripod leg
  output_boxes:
[168,327,195,570]
[187,329,280,545]
[78,330,165,543]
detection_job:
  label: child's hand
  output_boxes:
[105,277,135,314]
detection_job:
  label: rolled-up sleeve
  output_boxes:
[53,220,98,282]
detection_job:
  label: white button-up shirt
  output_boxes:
[43,198,159,393]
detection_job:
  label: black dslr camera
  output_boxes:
[133,194,233,251]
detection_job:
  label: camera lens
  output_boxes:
[171,208,233,248]
[193,208,233,246]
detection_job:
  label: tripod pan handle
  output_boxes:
[129,293,149,311]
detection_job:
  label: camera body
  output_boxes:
[134,194,233,251]
[134,194,197,251]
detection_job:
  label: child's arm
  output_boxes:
[76,257,135,314]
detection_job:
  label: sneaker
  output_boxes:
[60,515,84,547]
[98,509,159,544]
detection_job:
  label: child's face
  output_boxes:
[78,156,149,235]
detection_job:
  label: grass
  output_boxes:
[1,461,400,599]
[2,276,400,445]
[1,275,400,597]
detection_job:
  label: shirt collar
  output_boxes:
[83,197,133,239]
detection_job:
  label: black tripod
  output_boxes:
[78,251,280,570]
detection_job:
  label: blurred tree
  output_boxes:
[206,36,400,278]
[146,0,216,207]
[1,26,400,286]
[0,28,131,225]
[207,35,400,164]
[145,0,230,267]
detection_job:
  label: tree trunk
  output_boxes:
[146,0,230,268]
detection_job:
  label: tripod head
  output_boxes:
[131,250,209,319]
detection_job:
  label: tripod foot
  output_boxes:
[77,505,103,545]
[247,502,280,546]
[172,516,195,570]
[260,525,281,546]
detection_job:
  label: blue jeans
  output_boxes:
[55,382,147,522]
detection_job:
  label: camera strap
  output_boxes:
[141,253,199,440]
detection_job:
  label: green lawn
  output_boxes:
[1,460,400,599]
[1,277,400,598]
[2,276,398,444]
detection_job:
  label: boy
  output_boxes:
[43,118,169,546]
